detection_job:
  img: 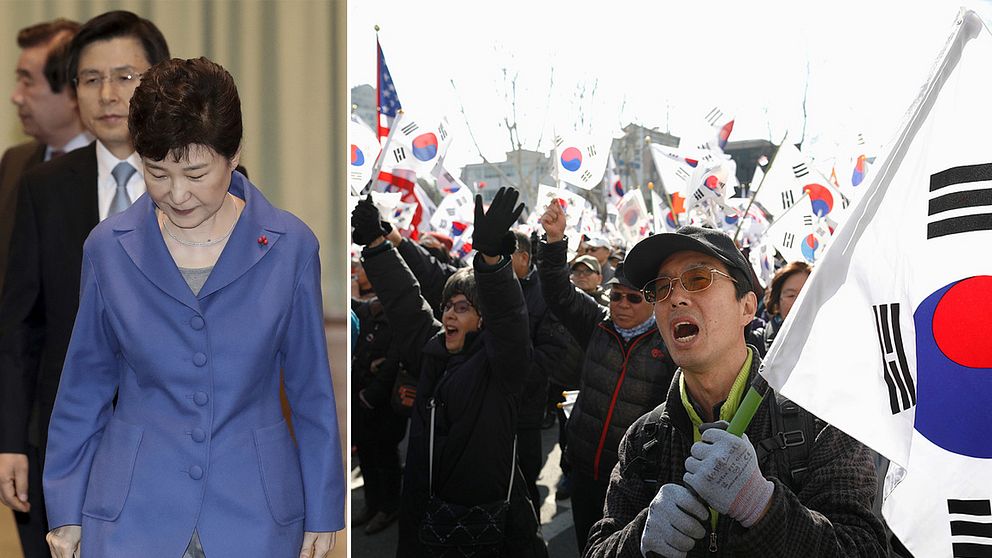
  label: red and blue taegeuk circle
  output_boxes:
[704,174,721,192]
[852,155,867,187]
[803,183,834,217]
[665,211,677,229]
[914,276,992,458]
[561,147,583,172]
[412,133,439,161]
[351,144,364,166]
[800,234,819,262]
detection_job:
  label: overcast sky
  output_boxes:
[349,0,992,174]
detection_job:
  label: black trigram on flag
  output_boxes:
[705,107,724,126]
[782,232,795,249]
[928,163,992,239]
[792,162,809,178]
[948,499,992,557]
[437,122,448,141]
[586,145,597,157]
[400,122,418,135]
[871,303,916,414]
[693,189,705,201]
[675,167,691,182]
[392,147,407,162]
[803,215,814,227]
[580,170,593,182]
[781,190,795,209]
[553,136,564,148]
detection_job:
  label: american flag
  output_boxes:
[377,38,402,140]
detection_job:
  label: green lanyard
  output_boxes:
[679,348,753,533]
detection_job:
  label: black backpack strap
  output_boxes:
[753,393,822,490]
[623,403,667,487]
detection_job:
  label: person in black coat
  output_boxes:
[351,282,407,535]
[383,222,565,522]
[537,201,678,554]
[352,188,547,558]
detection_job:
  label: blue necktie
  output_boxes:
[108,162,137,217]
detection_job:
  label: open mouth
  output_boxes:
[672,321,699,343]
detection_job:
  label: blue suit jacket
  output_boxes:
[43,172,344,557]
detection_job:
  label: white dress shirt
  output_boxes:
[95,140,145,222]
[44,131,94,162]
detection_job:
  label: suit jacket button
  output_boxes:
[193,352,207,367]
[193,392,208,406]
[191,428,206,442]
[189,465,203,480]
[190,316,205,330]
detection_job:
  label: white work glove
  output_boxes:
[683,427,774,528]
[640,482,708,558]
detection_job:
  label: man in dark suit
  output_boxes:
[1,18,88,297]
[0,12,169,557]
[0,19,89,558]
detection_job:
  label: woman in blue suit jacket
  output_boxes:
[42,58,344,558]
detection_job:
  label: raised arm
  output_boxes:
[536,201,608,347]
[469,187,531,391]
[352,196,440,372]
[392,232,456,316]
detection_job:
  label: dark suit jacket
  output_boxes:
[0,142,98,455]
[0,140,46,295]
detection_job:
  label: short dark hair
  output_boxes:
[42,39,74,93]
[17,18,79,49]
[66,11,169,95]
[513,230,531,254]
[17,19,80,93]
[441,268,478,310]
[764,261,812,316]
[129,57,243,162]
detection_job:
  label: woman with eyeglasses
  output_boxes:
[42,58,343,558]
[352,187,547,557]
[536,201,678,553]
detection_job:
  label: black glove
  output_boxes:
[472,187,524,257]
[351,195,389,246]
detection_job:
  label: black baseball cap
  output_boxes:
[605,262,638,290]
[624,226,754,291]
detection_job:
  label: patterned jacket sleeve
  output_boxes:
[584,414,656,558]
[732,425,888,557]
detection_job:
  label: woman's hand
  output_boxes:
[47,525,81,558]
[299,531,336,558]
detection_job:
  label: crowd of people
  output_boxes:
[350,184,909,557]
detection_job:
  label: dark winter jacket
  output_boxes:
[584,354,888,558]
[538,238,677,481]
[517,266,564,429]
[397,237,564,431]
[361,240,544,557]
[351,297,401,408]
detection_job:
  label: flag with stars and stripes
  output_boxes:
[377,38,402,141]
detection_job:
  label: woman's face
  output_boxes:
[442,294,481,353]
[144,144,240,230]
[778,272,810,319]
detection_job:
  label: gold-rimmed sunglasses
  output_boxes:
[641,267,736,304]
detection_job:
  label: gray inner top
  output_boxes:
[178,266,214,296]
